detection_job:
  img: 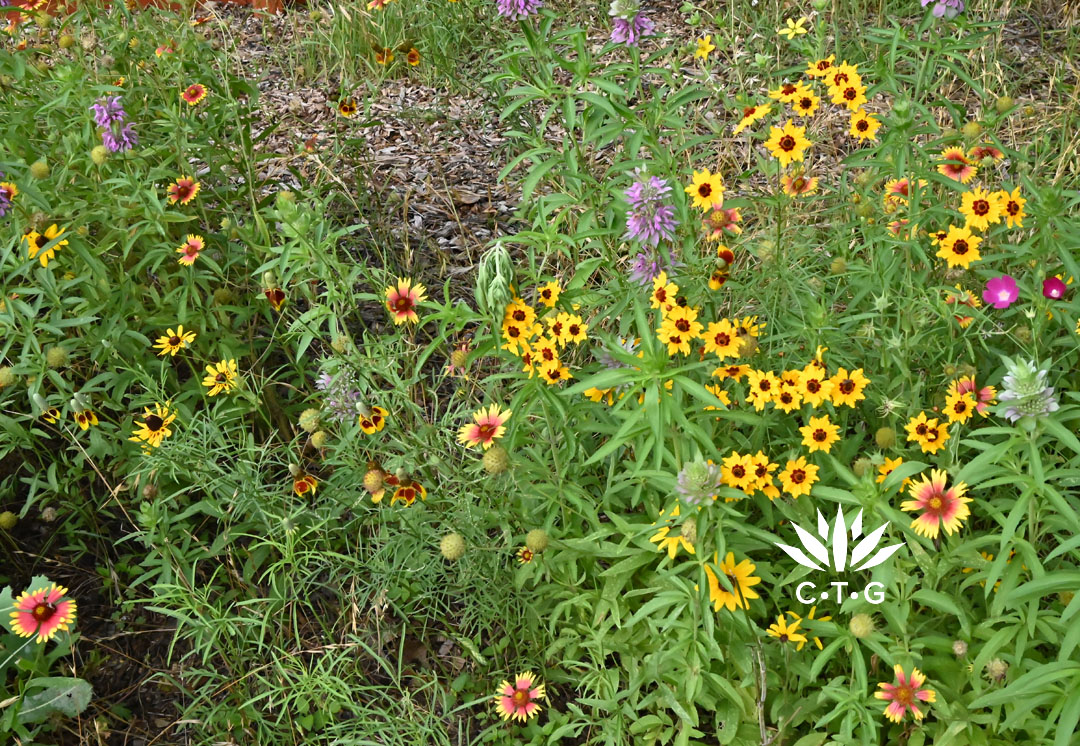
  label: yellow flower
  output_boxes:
[153,326,197,356]
[656,306,703,356]
[767,614,808,646]
[944,391,977,425]
[764,120,812,168]
[537,281,561,307]
[959,187,1004,232]
[694,35,715,61]
[778,456,819,498]
[25,224,68,267]
[996,187,1026,228]
[829,367,869,407]
[733,103,772,135]
[849,109,881,141]
[800,414,841,453]
[777,17,809,39]
[786,607,830,650]
[935,225,982,269]
[704,552,761,612]
[649,505,696,559]
[685,169,725,211]
[202,359,239,397]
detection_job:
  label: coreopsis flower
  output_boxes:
[779,456,819,498]
[982,275,1018,309]
[685,169,725,211]
[153,325,196,356]
[391,479,426,506]
[1043,276,1068,300]
[997,357,1060,422]
[935,225,982,269]
[703,384,731,411]
[790,89,820,117]
[781,169,818,197]
[517,546,535,564]
[293,471,318,496]
[829,367,869,407]
[713,364,750,382]
[800,414,840,453]
[702,206,742,239]
[494,672,545,722]
[537,281,560,307]
[694,35,715,60]
[703,319,741,360]
[954,376,996,416]
[657,306,703,356]
[458,404,511,449]
[676,458,723,504]
[375,48,394,65]
[74,409,98,430]
[797,367,834,407]
[769,81,804,103]
[805,55,835,78]
[264,287,286,312]
[767,614,807,646]
[176,234,204,265]
[764,120,812,168]
[167,177,200,205]
[495,0,542,20]
[129,402,176,449]
[745,369,780,411]
[902,469,970,539]
[849,109,881,141]
[10,584,77,643]
[358,406,389,434]
[650,504,695,558]
[996,186,1026,227]
[904,412,950,454]
[748,451,780,498]
[406,48,420,66]
[181,83,208,105]
[830,82,868,111]
[25,224,68,267]
[777,17,808,38]
[202,359,239,396]
[531,336,560,369]
[936,147,977,183]
[504,299,537,329]
[385,277,427,324]
[774,383,802,413]
[624,173,678,247]
[564,314,588,343]
[944,390,977,424]
[338,98,358,117]
[825,63,861,96]
[720,451,756,493]
[41,407,61,424]
[732,103,771,135]
[876,456,910,487]
[611,12,655,46]
[959,187,1003,231]
[876,665,936,723]
[704,552,761,612]
[539,361,572,385]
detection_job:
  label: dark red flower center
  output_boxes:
[972,200,989,215]
[952,240,969,254]
[675,319,691,333]
[839,379,855,394]
[758,380,772,392]
[743,106,757,118]
[1006,201,1019,215]
[731,465,746,478]
[698,183,713,198]
[791,469,806,484]
[568,324,581,336]
[779,135,796,151]
[856,120,868,131]
[813,429,827,442]
[506,325,521,338]
[843,87,857,101]
[35,234,48,248]
[714,332,731,345]
[512,309,526,322]
[32,602,57,622]
[215,373,227,383]
[782,84,797,95]
[169,336,181,346]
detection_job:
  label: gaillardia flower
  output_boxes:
[901,469,971,539]
[358,406,389,434]
[167,176,200,205]
[338,98,358,118]
[457,404,511,449]
[494,672,546,722]
[153,325,196,356]
[385,277,427,324]
[875,665,936,723]
[176,234,204,265]
[181,83,208,105]
[10,584,77,643]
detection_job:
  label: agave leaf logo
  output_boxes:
[776,508,904,572]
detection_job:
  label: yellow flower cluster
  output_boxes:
[932,186,1026,270]
[501,283,585,386]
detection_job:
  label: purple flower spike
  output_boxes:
[495,0,542,20]
[624,172,678,247]
[983,275,1019,309]
[611,12,655,46]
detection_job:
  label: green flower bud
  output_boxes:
[830,257,848,275]
[849,613,875,639]
[526,528,549,553]
[961,121,982,138]
[298,408,321,433]
[311,430,328,448]
[440,533,466,561]
[995,96,1014,113]
[875,427,896,449]
[0,366,14,388]
[29,160,50,179]
[853,457,873,478]
[91,145,108,165]
[0,511,17,530]
[482,444,509,474]
[45,346,69,368]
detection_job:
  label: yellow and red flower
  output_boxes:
[385,277,427,324]
[181,83,208,106]
[494,672,546,722]
[202,359,239,397]
[733,103,771,135]
[166,176,200,205]
[764,120,812,168]
[391,479,426,506]
[876,665,936,723]
[74,409,99,430]
[176,234,204,265]
[458,404,511,449]
[936,147,977,184]
[264,287,286,312]
[129,402,176,450]
[359,406,389,434]
[10,584,77,643]
[902,470,970,539]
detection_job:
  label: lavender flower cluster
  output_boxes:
[495,0,542,20]
[624,170,679,284]
[609,0,654,47]
[91,96,138,153]
[921,0,964,18]
[315,369,363,425]
[0,171,11,218]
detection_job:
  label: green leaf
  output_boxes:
[17,678,93,724]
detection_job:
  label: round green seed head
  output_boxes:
[849,613,874,639]
[440,533,466,561]
[525,529,549,553]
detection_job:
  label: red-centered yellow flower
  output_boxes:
[563,314,588,344]
[712,364,750,382]
[825,63,861,95]
[181,83,208,105]
[406,48,420,66]
[650,504,695,559]
[935,225,982,269]
[293,472,318,496]
[650,271,678,311]
[829,367,869,407]
[338,98,358,118]
[10,584,77,643]
[503,299,537,330]
[800,414,840,453]
[25,224,68,267]
[766,614,807,646]
[494,672,545,722]
[765,120,812,168]
[830,82,868,111]
[721,451,756,492]
[585,386,614,405]
[876,456,906,485]
[202,359,239,397]
[501,321,540,355]
[167,176,200,205]
[733,103,771,135]
[457,404,511,449]
[944,390,977,425]
[176,234,204,265]
[904,412,950,454]
[781,169,818,197]
[901,469,971,539]
[774,383,803,413]
[385,277,427,324]
[779,456,819,498]
[74,409,99,431]
[685,168,725,211]
[153,325,196,356]
[537,280,561,307]
[798,367,834,407]
[358,406,388,434]
[516,546,534,564]
[936,146,977,184]
[849,109,881,141]
[876,665,936,723]
[768,81,804,103]
[702,319,741,360]
[745,369,780,411]
[539,360,572,386]
[704,384,731,411]
[995,186,1026,228]
[530,336,559,369]
[959,187,1003,231]
[704,552,761,612]
[805,55,835,78]
[954,376,997,416]
[129,402,176,450]
[657,306,702,356]
[391,479,426,506]
[749,450,779,495]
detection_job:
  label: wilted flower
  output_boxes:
[997,357,1060,423]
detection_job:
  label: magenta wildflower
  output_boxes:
[624,172,678,247]
[611,12,655,46]
[921,0,964,18]
[92,96,136,153]
[1042,277,1068,300]
[495,0,541,20]
[982,275,1019,309]
[90,96,126,128]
